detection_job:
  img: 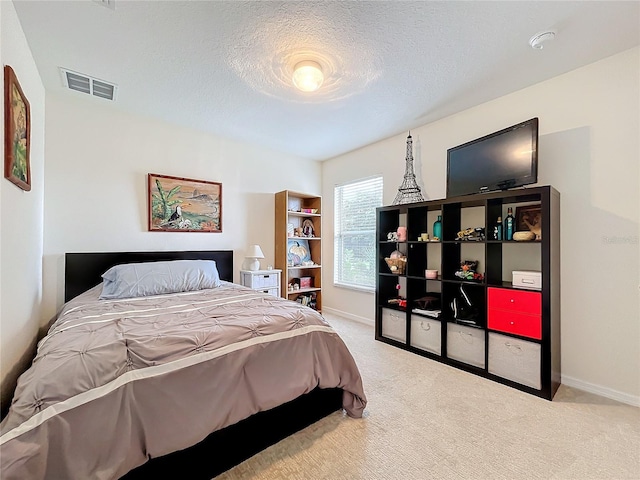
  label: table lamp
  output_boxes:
[246,244,265,271]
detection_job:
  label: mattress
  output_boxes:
[0,282,367,479]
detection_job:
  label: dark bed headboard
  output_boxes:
[64,250,234,302]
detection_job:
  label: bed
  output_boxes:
[0,250,367,479]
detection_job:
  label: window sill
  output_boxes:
[333,283,375,294]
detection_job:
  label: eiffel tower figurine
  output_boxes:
[393,132,425,205]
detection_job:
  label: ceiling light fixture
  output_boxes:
[529,31,556,50]
[292,60,324,92]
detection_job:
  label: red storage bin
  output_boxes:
[488,287,541,315]
[488,287,542,340]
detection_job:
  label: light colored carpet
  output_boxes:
[217,313,640,480]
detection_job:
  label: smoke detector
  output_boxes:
[529,31,556,50]
[92,0,115,10]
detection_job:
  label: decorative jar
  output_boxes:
[433,215,442,240]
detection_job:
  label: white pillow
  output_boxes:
[99,260,221,300]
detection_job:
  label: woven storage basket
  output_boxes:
[385,257,406,275]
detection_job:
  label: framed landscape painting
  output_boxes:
[148,173,222,232]
[4,66,31,191]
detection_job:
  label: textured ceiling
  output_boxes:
[12,1,640,160]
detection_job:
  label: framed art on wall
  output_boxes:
[148,173,222,232]
[4,66,31,191]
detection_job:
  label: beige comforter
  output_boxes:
[0,282,367,479]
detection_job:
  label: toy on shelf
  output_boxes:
[456,227,485,241]
[387,283,406,309]
[454,260,484,281]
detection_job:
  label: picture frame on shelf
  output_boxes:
[287,239,311,266]
[148,173,222,232]
[515,204,542,239]
[4,66,31,191]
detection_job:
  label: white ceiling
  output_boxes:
[12,1,640,161]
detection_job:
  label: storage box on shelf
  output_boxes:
[488,332,542,389]
[381,308,406,343]
[487,287,541,339]
[275,190,322,312]
[410,314,441,355]
[447,323,486,368]
[512,270,542,290]
[375,185,560,400]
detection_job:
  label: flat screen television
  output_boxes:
[446,118,538,198]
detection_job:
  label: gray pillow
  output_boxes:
[99,260,221,300]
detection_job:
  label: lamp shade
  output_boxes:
[246,244,265,271]
[246,245,265,259]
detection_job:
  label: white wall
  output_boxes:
[322,47,640,404]
[0,0,46,412]
[42,94,321,320]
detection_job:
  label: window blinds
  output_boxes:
[334,176,383,290]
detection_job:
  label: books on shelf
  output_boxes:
[296,292,317,310]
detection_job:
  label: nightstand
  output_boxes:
[240,269,281,297]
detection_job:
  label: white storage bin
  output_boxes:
[488,332,541,389]
[381,308,406,343]
[253,273,280,289]
[512,270,542,291]
[240,270,281,294]
[447,323,485,368]
[410,315,441,355]
[256,287,280,297]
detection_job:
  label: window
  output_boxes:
[334,176,383,290]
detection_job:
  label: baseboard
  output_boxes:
[322,307,374,326]
[561,374,639,407]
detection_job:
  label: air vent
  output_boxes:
[60,68,118,101]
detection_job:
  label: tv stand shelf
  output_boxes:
[375,185,560,400]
